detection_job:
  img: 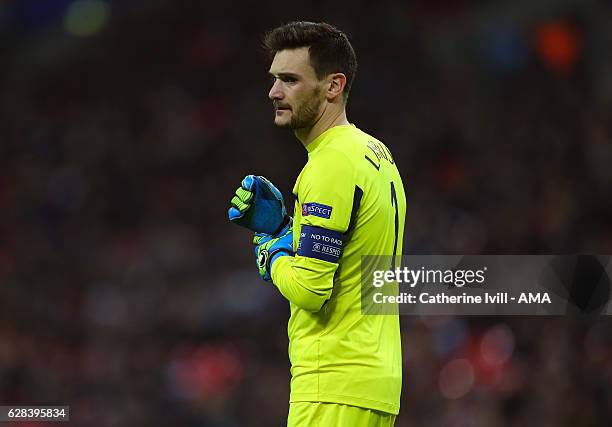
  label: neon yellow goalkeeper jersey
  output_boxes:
[271,124,406,415]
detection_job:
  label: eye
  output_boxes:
[268,74,298,84]
[278,75,298,84]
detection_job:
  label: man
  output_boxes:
[228,21,406,427]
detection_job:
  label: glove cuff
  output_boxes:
[268,248,292,270]
[272,215,292,237]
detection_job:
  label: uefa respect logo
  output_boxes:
[301,202,333,219]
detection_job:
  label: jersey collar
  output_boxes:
[306,124,354,154]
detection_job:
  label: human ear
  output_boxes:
[326,73,347,101]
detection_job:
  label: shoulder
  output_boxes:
[302,148,355,189]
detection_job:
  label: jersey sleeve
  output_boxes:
[297,148,355,233]
[271,149,356,312]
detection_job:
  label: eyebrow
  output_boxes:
[268,72,300,79]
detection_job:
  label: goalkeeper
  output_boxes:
[228,22,406,427]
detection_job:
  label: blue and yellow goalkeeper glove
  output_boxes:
[228,175,290,235]
[253,221,293,282]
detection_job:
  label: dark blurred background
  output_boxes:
[1,0,611,426]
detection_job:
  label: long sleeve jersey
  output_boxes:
[271,124,407,415]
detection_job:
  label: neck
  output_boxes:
[295,103,349,147]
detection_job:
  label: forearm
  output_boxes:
[271,255,337,312]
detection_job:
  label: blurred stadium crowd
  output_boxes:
[1,0,611,426]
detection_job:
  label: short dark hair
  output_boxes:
[263,21,358,100]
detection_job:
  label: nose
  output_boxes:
[268,79,283,101]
